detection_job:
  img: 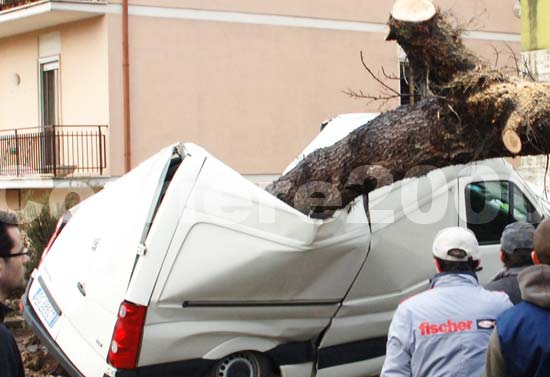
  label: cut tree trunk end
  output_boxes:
[266,0,550,219]
[502,128,522,154]
[391,0,436,23]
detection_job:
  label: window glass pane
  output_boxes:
[465,181,510,244]
[41,69,57,126]
[466,181,543,245]
[512,183,542,224]
[39,61,59,173]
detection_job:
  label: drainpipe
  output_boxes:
[122,0,131,172]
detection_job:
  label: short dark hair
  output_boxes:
[0,211,19,258]
[501,252,533,268]
[435,257,479,272]
[534,220,550,265]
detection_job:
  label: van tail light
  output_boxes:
[40,212,71,264]
[107,301,147,370]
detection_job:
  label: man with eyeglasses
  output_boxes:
[0,210,28,377]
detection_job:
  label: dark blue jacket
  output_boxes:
[0,303,25,377]
[485,265,550,377]
[498,301,550,377]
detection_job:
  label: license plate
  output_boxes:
[32,286,59,328]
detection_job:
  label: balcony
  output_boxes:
[0,125,107,178]
[0,0,108,39]
[0,0,29,11]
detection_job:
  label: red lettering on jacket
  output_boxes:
[419,320,473,336]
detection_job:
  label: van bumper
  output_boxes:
[22,286,213,377]
[22,289,86,377]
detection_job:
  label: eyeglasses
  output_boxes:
[2,247,29,259]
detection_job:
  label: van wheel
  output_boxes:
[208,352,277,377]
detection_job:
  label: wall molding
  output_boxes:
[55,2,521,42]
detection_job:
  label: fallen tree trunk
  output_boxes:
[266,0,550,218]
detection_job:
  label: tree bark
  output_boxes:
[266,1,550,219]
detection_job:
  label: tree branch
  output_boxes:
[265,2,550,219]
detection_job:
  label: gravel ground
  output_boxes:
[13,326,69,377]
[4,297,68,377]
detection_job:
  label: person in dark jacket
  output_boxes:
[484,218,550,377]
[484,221,534,304]
[0,211,29,377]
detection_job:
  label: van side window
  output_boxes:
[465,181,542,245]
[513,187,542,223]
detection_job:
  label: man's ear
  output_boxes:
[500,250,506,263]
[532,250,541,265]
[433,258,442,273]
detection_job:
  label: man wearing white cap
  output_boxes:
[381,227,513,377]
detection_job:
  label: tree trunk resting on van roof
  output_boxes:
[266,0,550,219]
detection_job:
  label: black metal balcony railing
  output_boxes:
[0,0,34,11]
[0,125,107,177]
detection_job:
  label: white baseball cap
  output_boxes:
[432,227,480,262]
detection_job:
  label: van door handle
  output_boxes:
[77,282,86,297]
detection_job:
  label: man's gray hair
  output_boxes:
[0,211,19,226]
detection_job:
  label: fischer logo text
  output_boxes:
[419,320,473,336]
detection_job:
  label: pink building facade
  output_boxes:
[0,0,521,212]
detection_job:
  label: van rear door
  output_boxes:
[29,144,181,374]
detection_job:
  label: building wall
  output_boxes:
[0,17,109,129]
[0,16,111,177]
[0,0,523,178]
[113,0,393,24]
[58,17,110,127]
[437,0,520,33]
[110,0,519,33]
[59,17,111,176]
[521,0,550,50]
[465,39,521,72]
[103,0,520,176]
[0,187,99,217]
[0,33,39,130]
[518,0,549,192]
[124,16,397,174]
[106,14,125,177]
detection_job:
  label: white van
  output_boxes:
[23,114,547,377]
